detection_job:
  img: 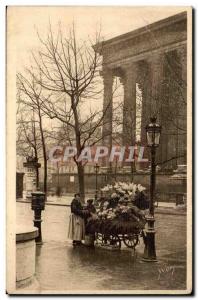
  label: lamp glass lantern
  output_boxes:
[94,164,100,172]
[146,117,161,147]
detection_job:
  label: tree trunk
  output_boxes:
[43,158,47,195]
[34,148,40,189]
[38,107,48,198]
[56,164,61,197]
[77,162,85,202]
[72,100,85,201]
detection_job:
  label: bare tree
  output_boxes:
[17,73,49,194]
[25,24,111,200]
[16,105,42,188]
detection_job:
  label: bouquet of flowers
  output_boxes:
[86,203,146,234]
[101,181,146,198]
[86,181,148,234]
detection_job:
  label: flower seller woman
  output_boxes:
[68,193,87,246]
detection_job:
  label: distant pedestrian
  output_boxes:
[133,190,149,210]
[68,193,86,246]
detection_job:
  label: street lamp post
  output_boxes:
[31,191,45,245]
[94,164,100,204]
[143,117,161,262]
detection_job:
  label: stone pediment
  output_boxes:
[95,12,187,68]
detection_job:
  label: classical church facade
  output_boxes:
[95,12,187,170]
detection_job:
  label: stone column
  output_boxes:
[101,69,114,166]
[177,45,187,86]
[139,61,151,147]
[176,45,187,165]
[137,61,151,170]
[122,63,137,146]
[149,53,164,120]
[149,53,166,166]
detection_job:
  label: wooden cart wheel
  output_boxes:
[95,232,103,243]
[98,233,103,241]
[108,234,121,249]
[96,233,109,245]
[123,234,139,248]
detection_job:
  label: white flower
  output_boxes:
[103,201,109,208]
[137,184,146,192]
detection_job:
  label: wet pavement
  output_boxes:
[17,202,187,293]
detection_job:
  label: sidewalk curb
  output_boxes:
[155,209,186,216]
[16,200,187,215]
[17,200,70,207]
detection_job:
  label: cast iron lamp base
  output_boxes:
[142,215,158,262]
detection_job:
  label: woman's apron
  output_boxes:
[68,213,85,241]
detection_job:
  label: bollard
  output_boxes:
[31,191,45,245]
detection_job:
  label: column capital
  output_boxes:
[176,44,187,55]
[100,68,114,80]
[121,63,138,85]
[147,51,165,64]
[122,62,138,73]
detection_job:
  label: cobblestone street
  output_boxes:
[16,202,187,293]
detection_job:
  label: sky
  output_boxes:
[7,6,187,70]
[7,6,187,126]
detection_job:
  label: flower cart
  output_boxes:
[86,181,149,250]
[86,210,146,250]
[89,220,145,249]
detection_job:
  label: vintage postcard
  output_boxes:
[6,6,192,294]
